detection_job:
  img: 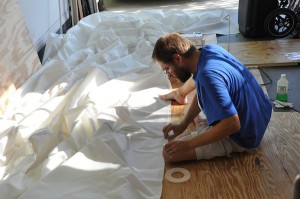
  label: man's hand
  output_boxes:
[159,89,188,105]
[164,140,191,157]
[162,123,187,140]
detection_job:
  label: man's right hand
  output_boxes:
[162,123,187,141]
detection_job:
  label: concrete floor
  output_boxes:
[261,66,300,112]
[104,0,239,13]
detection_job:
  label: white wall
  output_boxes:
[19,0,69,51]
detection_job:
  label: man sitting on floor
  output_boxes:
[152,33,272,163]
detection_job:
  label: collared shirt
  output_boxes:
[193,44,272,148]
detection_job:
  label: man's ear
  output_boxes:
[172,54,182,65]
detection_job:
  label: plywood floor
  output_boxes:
[219,39,300,67]
[160,69,300,199]
[0,0,42,114]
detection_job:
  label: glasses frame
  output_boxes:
[162,63,172,75]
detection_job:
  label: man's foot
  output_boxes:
[159,90,187,105]
[194,115,208,131]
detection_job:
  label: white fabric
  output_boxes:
[0,9,239,199]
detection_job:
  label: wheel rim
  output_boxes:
[268,11,296,36]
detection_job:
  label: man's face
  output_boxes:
[158,61,191,83]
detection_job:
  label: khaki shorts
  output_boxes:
[191,127,248,160]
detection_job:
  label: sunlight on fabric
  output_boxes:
[88,78,135,107]
[42,150,68,177]
[0,120,16,177]
[17,96,65,139]
[64,152,121,171]
[0,83,17,115]
[0,137,8,165]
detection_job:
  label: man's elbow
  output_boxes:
[230,114,241,133]
[225,114,240,134]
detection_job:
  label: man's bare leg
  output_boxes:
[159,76,195,104]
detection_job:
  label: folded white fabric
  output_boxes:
[0,8,238,199]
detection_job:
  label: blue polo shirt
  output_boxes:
[193,44,272,148]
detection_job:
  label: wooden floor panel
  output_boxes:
[219,39,300,67]
[161,112,300,199]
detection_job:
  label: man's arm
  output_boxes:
[180,92,200,128]
[162,93,200,139]
[163,114,241,160]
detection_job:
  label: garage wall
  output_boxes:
[19,0,69,52]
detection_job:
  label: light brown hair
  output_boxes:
[152,32,197,64]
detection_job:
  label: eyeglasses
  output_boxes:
[162,63,172,75]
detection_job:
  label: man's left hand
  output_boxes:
[164,140,191,157]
